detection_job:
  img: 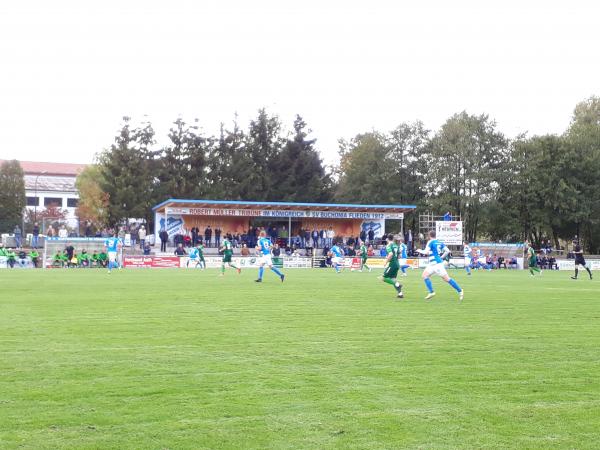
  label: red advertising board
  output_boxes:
[123,256,181,268]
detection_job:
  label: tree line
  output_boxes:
[2,97,598,252]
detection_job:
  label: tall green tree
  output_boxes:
[98,117,156,225]
[154,118,211,201]
[270,115,332,202]
[0,160,26,232]
[424,112,509,241]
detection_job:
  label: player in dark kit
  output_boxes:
[571,240,592,280]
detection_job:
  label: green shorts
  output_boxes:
[529,256,537,266]
[223,253,232,263]
[362,256,368,264]
[383,264,399,279]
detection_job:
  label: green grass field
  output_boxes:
[1,268,599,449]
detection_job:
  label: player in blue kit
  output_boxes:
[329,239,344,273]
[398,237,410,276]
[255,230,285,283]
[187,245,203,269]
[417,230,464,300]
[463,242,472,275]
[103,232,123,273]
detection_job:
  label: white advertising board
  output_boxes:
[435,221,463,245]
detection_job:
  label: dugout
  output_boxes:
[152,199,416,247]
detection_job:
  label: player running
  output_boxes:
[463,242,472,275]
[220,236,241,276]
[187,244,204,269]
[378,234,404,298]
[398,237,410,276]
[103,232,123,273]
[358,240,371,272]
[329,239,345,273]
[255,230,285,282]
[571,239,593,280]
[525,241,541,276]
[417,230,464,300]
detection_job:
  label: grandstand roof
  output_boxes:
[0,160,88,176]
[153,198,416,214]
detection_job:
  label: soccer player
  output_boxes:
[255,230,285,282]
[463,242,472,275]
[525,241,541,276]
[329,239,345,273]
[417,230,464,300]
[398,237,410,276]
[187,245,201,269]
[571,239,593,280]
[378,234,403,298]
[197,242,206,269]
[358,240,371,272]
[104,232,123,273]
[220,236,241,276]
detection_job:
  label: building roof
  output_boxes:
[153,198,416,214]
[24,174,78,193]
[0,160,88,176]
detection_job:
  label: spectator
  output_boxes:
[303,228,310,249]
[312,228,319,248]
[46,224,55,238]
[360,228,367,244]
[14,225,22,248]
[319,229,326,248]
[443,211,452,221]
[58,225,68,238]
[379,246,387,257]
[272,243,281,257]
[497,256,507,269]
[205,226,212,247]
[326,226,335,247]
[407,229,413,251]
[367,245,375,257]
[159,228,169,252]
[280,226,288,240]
[78,250,91,268]
[215,227,222,248]
[368,227,375,244]
[65,242,75,264]
[241,244,250,256]
[174,243,187,257]
[143,241,151,255]
[7,248,16,268]
[139,225,147,250]
[32,222,40,248]
[85,221,93,237]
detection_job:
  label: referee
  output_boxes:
[571,239,593,280]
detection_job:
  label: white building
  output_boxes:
[9,161,88,229]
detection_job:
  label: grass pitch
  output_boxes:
[1,268,599,449]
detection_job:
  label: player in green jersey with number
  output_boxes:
[525,241,541,276]
[220,237,241,276]
[378,234,404,298]
[359,241,371,272]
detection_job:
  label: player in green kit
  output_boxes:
[359,241,371,272]
[220,237,241,275]
[525,241,541,276]
[378,234,403,298]
[197,243,206,270]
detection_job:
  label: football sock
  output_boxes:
[424,278,434,293]
[401,266,406,274]
[271,267,283,277]
[258,267,264,280]
[448,278,461,293]
[221,264,225,274]
[585,267,592,278]
[465,265,471,274]
[574,268,579,278]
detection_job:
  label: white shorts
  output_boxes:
[258,254,273,266]
[332,257,344,266]
[108,251,117,263]
[424,262,448,278]
[464,257,471,266]
[399,258,407,266]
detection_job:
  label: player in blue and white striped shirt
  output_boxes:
[417,230,464,300]
[398,237,410,276]
[463,242,472,275]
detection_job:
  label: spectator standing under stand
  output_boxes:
[360,228,367,244]
[159,228,169,252]
[368,227,375,244]
[326,227,335,248]
[205,226,212,247]
[312,228,319,248]
[32,222,40,249]
[58,225,68,238]
[215,227,222,249]
[319,229,326,248]
[46,224,55,238]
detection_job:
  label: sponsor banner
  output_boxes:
[557,259,600,271]
[123,256,181,268]
[435,221,463,245]
[0,256,6,269]
[165,207,402,220]
[469,242,524,248]
[360,219,385,239]
[128,255,313,269]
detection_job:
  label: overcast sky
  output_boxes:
[0,0,598,165]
